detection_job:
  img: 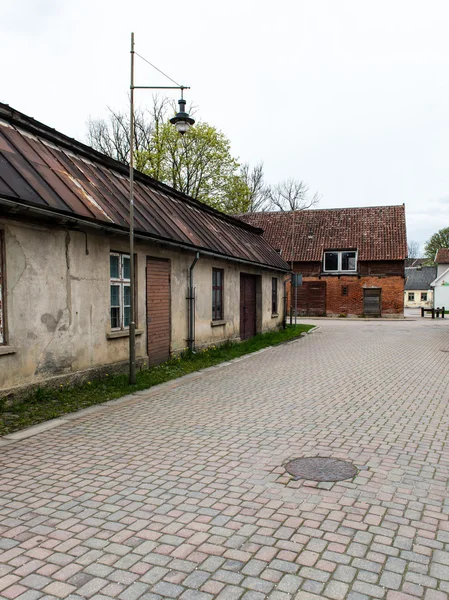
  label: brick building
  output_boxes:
[239,206,407,317]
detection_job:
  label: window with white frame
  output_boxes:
[408,292,415,302]
[110,252,131,329]
[421,292,427,302]
[323,250,357,272]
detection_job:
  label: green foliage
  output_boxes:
[424,227,449,264]
[138,120,250,214]
[0,325,314,436]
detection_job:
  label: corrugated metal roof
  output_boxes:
[0,103,289,272]
[239,206,408,263]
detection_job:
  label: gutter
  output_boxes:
[0,197,289,273]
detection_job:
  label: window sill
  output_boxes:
[271,313,279,318]
[107,329,144,339]
[321,272,358,276]
[0,346,17,356]
[211,320,227,327]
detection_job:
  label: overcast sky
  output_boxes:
[2,0,449,251]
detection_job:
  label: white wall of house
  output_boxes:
[404,289,433,308]
[433,265,449,309]
[0,217,284,391]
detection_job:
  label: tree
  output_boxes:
[139,120,248,213]
[86,99,250,214]
[424,227,449,264]
[266,178,320,212]
[407,240,421,259]
[237,162,270,213]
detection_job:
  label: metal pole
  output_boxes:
[129,32,136,384]
[294,278,298,325]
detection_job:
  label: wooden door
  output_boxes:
[240,274,257,340]
[295,281,326,316]
[146,258,171,365]
[363,288,381,316]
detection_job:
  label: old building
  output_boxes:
[404,266,436,308]
[240,206,407,317]
[0,103,289,393]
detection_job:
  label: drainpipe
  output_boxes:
[188,252,200,352]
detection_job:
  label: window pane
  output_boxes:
[421,293,427,301]
[122,256,131,280]
[123,285,131,307]
[110,255,119,278]
[124,307,130,327]
[111,307,120,329]
[324,252,338,271]
[110,285,120,307]
[342,252,356,270]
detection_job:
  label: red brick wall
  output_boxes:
[287,274,404,316]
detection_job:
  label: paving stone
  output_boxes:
[324,580,350,600]
[277,574,302,593]
[380,571,402,589]
[151,581,184,597]
[2,320,449,600]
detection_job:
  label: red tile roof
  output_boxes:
[239,206,407,263]
[435,248,449,264]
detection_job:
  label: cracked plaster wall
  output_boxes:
[0,217,284,391]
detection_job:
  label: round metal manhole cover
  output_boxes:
[285,457,359,482]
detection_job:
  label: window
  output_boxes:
[272,278,278,314]
[0,231,5,344]
[408,292,415,302]
[341,285,348,296]
[323,251,357,272]
[421,292,428,302]
[212,268,224,321]
[110,252,131,329]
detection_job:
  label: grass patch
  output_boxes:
[0,324,314,436]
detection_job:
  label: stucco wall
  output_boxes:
[404,289,433,308]
[0,218,284,391]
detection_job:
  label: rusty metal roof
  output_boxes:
[0,103,289,272]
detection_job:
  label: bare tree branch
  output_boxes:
[266,179,320,212]
[407,240,421,259]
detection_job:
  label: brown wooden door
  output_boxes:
[146,258,171,365]
[240,274,257,340]
[295,281,326,316]
[363,288,381,316]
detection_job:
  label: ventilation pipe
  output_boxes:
[188,252,200,351]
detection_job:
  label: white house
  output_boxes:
[430,249,449,309]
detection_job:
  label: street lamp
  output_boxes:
[128,32,194,384]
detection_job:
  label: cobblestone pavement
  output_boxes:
[1,319,449,600]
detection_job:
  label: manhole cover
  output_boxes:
[285,457,359,482]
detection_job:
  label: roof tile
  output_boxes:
[239,206,407,262]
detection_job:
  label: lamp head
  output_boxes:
[170,97,195,135]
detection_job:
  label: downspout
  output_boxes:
[188,252,200,352]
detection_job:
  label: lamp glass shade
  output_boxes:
[174,120,191,135]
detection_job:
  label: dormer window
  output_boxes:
[323,251,357,272]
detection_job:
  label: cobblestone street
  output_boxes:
[1,319,449,600]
